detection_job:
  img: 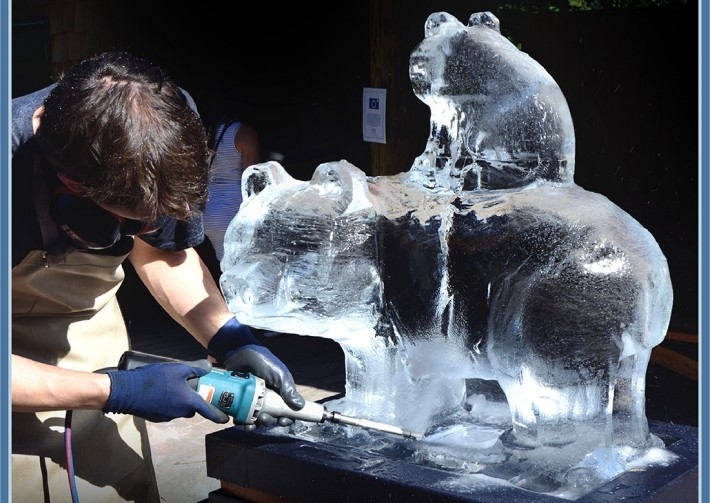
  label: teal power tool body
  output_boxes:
[119,350,423,440]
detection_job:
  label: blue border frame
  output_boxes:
[701,1,708,501]
[1,1,8,501]
[1,0,10,499]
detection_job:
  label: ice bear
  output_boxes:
[221,11,673,458]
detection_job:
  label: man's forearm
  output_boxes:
[129,238,234,348]
[11,354,111,412]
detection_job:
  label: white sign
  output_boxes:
[363,87,386,144]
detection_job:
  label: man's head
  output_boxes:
[36,51,210,221]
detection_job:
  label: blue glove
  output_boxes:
[208,318,305,424]
[103,359,230,424]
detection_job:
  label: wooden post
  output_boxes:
[368,0,431,177]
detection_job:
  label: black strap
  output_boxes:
[208,120,238,160]
[32,155,78,263]
[32,155,59,249]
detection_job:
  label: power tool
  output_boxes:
[118,350,423,440]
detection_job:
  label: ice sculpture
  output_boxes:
[221,11,674,498]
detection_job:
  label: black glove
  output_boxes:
[208,317,305,427]
[103,359,230,424]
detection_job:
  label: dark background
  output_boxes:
[110,3,373,179]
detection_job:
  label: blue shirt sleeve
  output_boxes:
[12,85,54,155]
[138,212,205,252]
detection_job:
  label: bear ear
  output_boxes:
[242,161,293,199]
[424,12,460,38]
[467,12,500,32]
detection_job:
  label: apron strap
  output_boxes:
[32,155,76,263]
[33,155,59,248]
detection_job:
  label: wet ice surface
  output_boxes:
[221,10,675,501]
[263,398,678,500]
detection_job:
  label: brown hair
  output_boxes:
[36,51,210,220]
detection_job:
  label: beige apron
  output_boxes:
[12,161,160,502]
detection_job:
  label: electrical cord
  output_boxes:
[63,366,117,503]
[64,410,79,503]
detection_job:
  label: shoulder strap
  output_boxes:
[209,120,238,153]
[32,155,77,263]
[33,155,59,248]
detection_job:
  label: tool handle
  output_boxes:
[118,350,205,389]
[118,350,181,370]
[117,350,325,425]
[119,350,264,424]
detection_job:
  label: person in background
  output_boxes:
[11,51,304,503]
[203,120,262,263]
